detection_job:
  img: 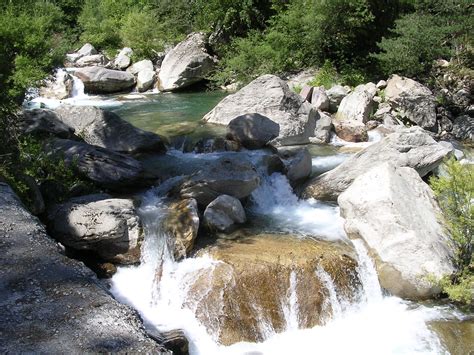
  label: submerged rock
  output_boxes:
[192,234,359,345]
[203,194,246,232]
[55,105,166,154]
[385,75,437,131]
[46,138,146,189]
[163,198,200,260]
[74,66,135,94]
[301,127,452,201]
[159,32,216,91]
[0,183,164,353]
[48,194,142,264]
[338,163,455,300]
[203,74,318,146]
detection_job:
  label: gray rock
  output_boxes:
[333,120,368,142]
[74,67,135,94]
[335,83,377,123]
[48,194,142,264]
[310,111,333,143]
[163,198,200,260]
[0,183,165,353]
[179,156,260,206]
[385,75,437,131]
[327,85,350,113]
[159,32,216,91]
[114,47,133,70]
[46,138,145,188]
[203,74,317,146]
[226,113,280,149]
[285,69,316,91]
[55,105,165,153]
[339,163,455,299]
[301,127,452,201]
[66,43,97,63]
[376,80,387,89]
[452,115,473,142]
[76,54,108,67]
[20,109,74,138]
[277,147,312,186]
[136,68,156,92]
[311,87,330,111]
[39,70,73,100]
[204,195,246,233]
[299,85,313,102]
[127,59,154,76]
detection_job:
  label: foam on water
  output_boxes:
[330,129,383,148]
[311,154,350,175]
[250,173,346,240]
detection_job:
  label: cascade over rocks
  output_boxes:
[178,156,260,206]
[54,105,166,154]
[338,163,455,300]
[47,194,142,264]
[74,66,135,94]
[203,74,318,146]
[203,194,246,232]
[192,234,360,345]
[301,127,452,201]
[0,183,165,353]
[226,113,280,149]
[159,32,216,91]
[385,75,437,131]
[46,138,146,189]
[39,70,73,100]
[163,198,200,260]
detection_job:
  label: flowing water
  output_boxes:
[25,79,471,353]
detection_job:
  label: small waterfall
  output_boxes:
[71,74,86,98]
[316,266,343,321]
[282,271,300,331]
[250,173,347,240]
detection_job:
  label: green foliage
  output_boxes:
[308,61,339,89]
[373,1,473,77]
[439,272,473,305]
[430,158,473,305]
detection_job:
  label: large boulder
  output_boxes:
[203,74,318,146]
[74,67,135,94]
[226,113,280,149]
[127,59,154,76]
[114,47,133,70]
[65,43,97,63]
[326,85,350,113]
[178,156,260,206]
[311,87,330,111]
[162,198,200,260]
[158,32,216,91]
[46,138,145,189]
[333,83,376,142]
[75,54,108,67]
[203,195,246,232]
[48,194,142,264]
[338,163,455,299]
[0,183,165,353]
[137,68,156,92]
[54,105,165,154]
[191,234,360,345]
[385,75,437,131]
[301,127,452,201]
[310,111,333,143]
[39,70,73,100]
[452,115,473,142]
[20,109,74,138]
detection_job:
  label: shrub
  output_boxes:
[308,61,339,89]
[430,158,473,305]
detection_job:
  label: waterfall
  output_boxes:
[316,266,343,322]
[282,271,300,331]
[71,74,86,98]
[250,173,347,240]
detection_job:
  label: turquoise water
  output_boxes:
[111,91,228,140]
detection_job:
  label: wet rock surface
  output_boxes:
[0,183,166,353]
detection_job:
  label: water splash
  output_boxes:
[71,74,86,98]
[282,271,299,331]
[316,266,343,321]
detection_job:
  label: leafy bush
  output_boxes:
[430,158,473,305]
[308,61,339,89]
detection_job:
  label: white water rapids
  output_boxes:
[111,157,454,354]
